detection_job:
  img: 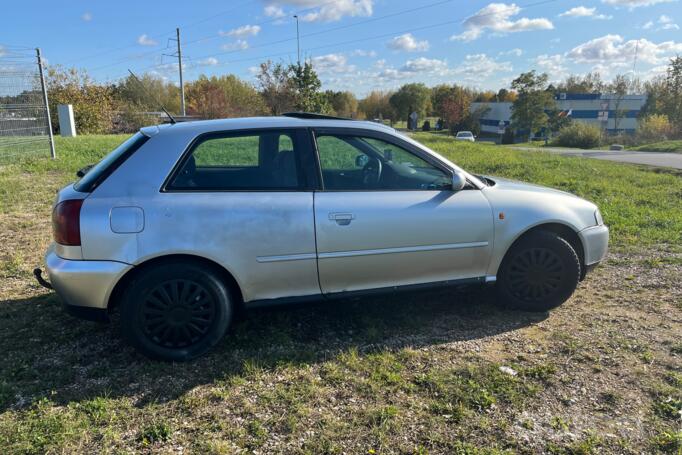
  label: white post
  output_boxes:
[57,104,77,137]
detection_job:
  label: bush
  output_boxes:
[637,114,674,143]
[47,66,116,134]
[501,128,515,144]
[422,120,431,131]
[554,122,602,149]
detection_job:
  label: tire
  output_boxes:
[497,230,581,312]
[120,261,232,361]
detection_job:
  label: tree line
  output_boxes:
[37,56,682,141]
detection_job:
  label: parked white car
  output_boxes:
[455,131,476,142]
[38,113,608,360]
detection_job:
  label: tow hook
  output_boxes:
[33,268,53,290]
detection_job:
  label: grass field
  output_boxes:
[0,134,681,454]
[630,140,682,154]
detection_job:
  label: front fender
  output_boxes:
[481,184,596,277]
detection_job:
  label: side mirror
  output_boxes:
[451,171,467,191]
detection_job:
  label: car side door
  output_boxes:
[157,128,321,303]
[312,128,494,295]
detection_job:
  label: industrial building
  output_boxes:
[473,93,647,136]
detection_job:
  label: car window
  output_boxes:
[74,132,148,192]
[168,130,303,190]
[316,133,451,191]
[316,135,360,170]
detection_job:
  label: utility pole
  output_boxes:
[293,15,300,66]
[36,48,56,159]
[176,28,186,117]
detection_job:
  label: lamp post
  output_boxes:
[293,15,300,66]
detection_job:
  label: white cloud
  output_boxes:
[264,5,286,18]
[500,48,523,56]
[657,15,680,30]
[567,34,682,65]
[265,0,373,22]
[453,54,513,79]
[222,24,261,38]
[137,34,158,46]
[534,54,567,79]
[400,57,448,74]
[559,6,611,19]
[451,3,553,41]
[221,39,249,51]
[601,0,675,8]
[560,6,595,17]
[350,49,377,57]
[81,12,93,22]
[312,53,356,73]
[387,33,429,52]
[197,57,218,66]
[642,20,654,29]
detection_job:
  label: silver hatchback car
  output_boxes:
[40,113,608,360]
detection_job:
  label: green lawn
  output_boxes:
[412,133,682,248]
[1,134,681,454]
[629,140,682,154]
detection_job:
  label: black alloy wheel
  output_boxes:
[121,261,232,361]
[140,279,217,349]
[497,230,581,311]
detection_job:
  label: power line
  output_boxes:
[61,0,258,66]
[188,0,458,63]
[102,0,565,82]
[81,1,341,73]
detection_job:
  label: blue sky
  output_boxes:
[2,0,680,95]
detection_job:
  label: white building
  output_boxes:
[472,93,647,135]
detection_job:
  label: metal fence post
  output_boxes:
[36,48,55,159]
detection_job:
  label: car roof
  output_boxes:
[140,116,396,137]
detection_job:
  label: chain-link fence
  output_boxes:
[0,46,54,162]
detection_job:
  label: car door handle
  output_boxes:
[328,212,355,226]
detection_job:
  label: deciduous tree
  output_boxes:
[46,66,116,134]
[510,71,556,139]
[389,83,431,121]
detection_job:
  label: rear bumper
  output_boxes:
[45,244,132,314]
[579,224,609,267]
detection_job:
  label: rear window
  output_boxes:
[74,133,149,192]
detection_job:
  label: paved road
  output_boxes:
[511,146,682,170]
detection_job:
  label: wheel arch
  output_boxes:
[107,254,245,311]
[499,222,586,280]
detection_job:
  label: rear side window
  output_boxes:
[167,129,305,191]
[74,133,149,192]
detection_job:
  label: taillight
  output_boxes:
[52,199,84,246]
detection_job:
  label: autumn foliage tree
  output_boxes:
[46,66,116,134]
[185,75,266,119]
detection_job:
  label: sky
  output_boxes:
[1,0,681,96]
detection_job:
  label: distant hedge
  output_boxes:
[554,122,602,149]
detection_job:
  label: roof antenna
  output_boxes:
[127,69,176,124]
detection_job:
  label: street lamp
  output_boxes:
[293,15,300,66]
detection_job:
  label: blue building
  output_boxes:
[472,93,647,136]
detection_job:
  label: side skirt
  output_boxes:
[245,276,493,309]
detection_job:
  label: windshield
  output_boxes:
[457,132,473,137]
[74,133,148,192]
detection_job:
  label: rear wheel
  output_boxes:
[121,261,232,361]
[497,231,580,311]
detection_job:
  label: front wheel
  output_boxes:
[120,261,233,361]
[497,231,580,312]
